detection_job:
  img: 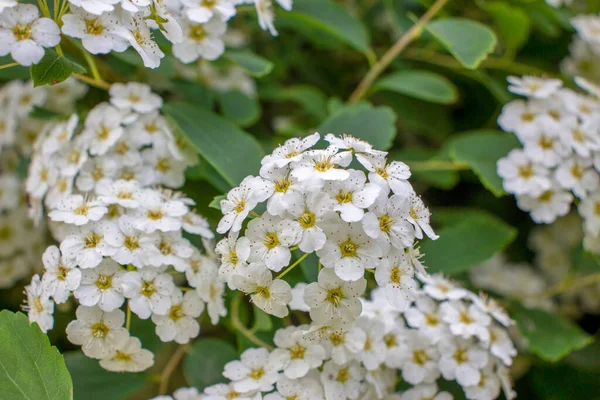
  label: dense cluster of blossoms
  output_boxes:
[496,75,600,238]
[0,79,86,289]
[0,0,292,68]
[562,12,600,82]
[23,82,225,372]
[152,278,517,400]
[215,132,438,329]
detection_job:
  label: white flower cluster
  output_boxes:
[0,79,86,289]
[0,0,292,68]
[152,277,517,400]
[497,75,600,231]
[23,82,226,373]
[562,13,600,82]
[215,132,438,328]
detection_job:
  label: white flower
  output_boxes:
[354,316,387,370]
[95,179,142,208]
[320,360,365,400]
[322,325,366,365]
[324,133,387,169]
[260,166,300,217]
[291,146,352,185]
[74,258,126,311]
[25,275,54,333]
[75,157,118,192]
[181,212,214,238]
[109,215,157,267]
[182,0,236,23]
[55,136,89,178]
[81,103,125,156]
[26,156,58,199]
[40,113,79,156]
[131,190,188,233]
[173,17,227,63]
[149,231,194,272]
[41,245,81,304]
[217,176,272,234]
[121,269,176,319]
[110,82,163,114]
[363,194,415,251]
[304,268,366,326]
[67,0,120,15]
[288,282,310,312]
[223,347,283,392]
[488,325,517,366]
[66,305,129,359]
[392,331,440,384]
[45,77,88,114]
[317,222,381,281]
[142,146,188,188]
[363,157,412,196]
[421,275,469,301]
[245,213,298,271]
[152,290,204,344]
[254,0,279,36]
[48,194,108,226]
[99,336,154,372]
[325,169,380,223]
[271,325,327,379]
[60,221,121,269]
[216,233,251,285]
[522,130,570,168]
[497,100,543,140]
[404,296,448,344]
[196,272,227,324]
[264,376,324,400]
[440,300,491,342]
[507,76,562,99]
[231,263,292,317]
[516,183,573,224]
[579,191,600,235]
[61,8,128,54]
[280,191,332,253]
[399,384,453,400]
[0,4,61,66]
[375,250,418,311]
[559,122,600,158]
[555,155,599,198]
[438,338,488,387]
[260,132,320,173]
[497,149,551,196]
[202,383,260,400]
[463,364,501,400]
[0,0,16,13]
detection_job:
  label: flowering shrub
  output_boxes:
[1,0,599,400]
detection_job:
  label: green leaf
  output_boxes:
[184,338,238,391]
[420,212,517,275]
[277,0,370,54]
[0,310,73,400]
[30,49,86,87]
[225,50,274,77]
[530,364,600,400]
[483,2,531,55]
[217,90,261,127]
[163,102,264,187]
[172,79,214,109]
[513,305,594,362]
[30,106,67,120]
[373,70,459,104]
[209,195,225,210]
[65,351,145,400]
[318,102,397,150]
[390,147,459,190]
[449,130,520,197]
[426,18,497,69]
[260,85,328,121]
[252,307,273,332]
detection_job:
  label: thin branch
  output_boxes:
[277,253,309,279]
[348,0,449,103]
[158,344,190,395]
[231,293,274,350]
[537,272,600,300]
[0,62,18,70]
[73,74,110,90]
[407,160,471,172]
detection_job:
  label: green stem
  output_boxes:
[81,49,102,82]
[0,62,18,70]
[537,272,600,299]
[277,253,309,279]
[125,302,131,331]
[407,160,471,172]
[158,344,189,395]
[231,293,274,350]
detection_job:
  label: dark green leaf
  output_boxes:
[513,305,594,362]
[217,90,261,127]
[450,130,520,196]
[251,308,273,332]
[183,338,237,391]
[163,102,263,187]
[483,2,531,55]
[390,147,459,190]
[30,49,86,87]
[209,195,226,210]
[65,351,145,400]
[277,0,370,53]
[318,102,397,150]
[260,85,328,121]
[0,310,73,400]
[426,18,497,69]
[172,80,214,109]
[420,212,517,275]
[373,70,459,104]
[530,364,600,400]
[225,50,274,77]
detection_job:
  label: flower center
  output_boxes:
[336,368,350,383]
[520,112,535,122]
[13,24,31,40]
[56,266,68,281]
[33,297,44,313]
[91,323,109,338]
[156,158,171,173]
[314,159,332,172]
[190,25,206,41]
[275,179,290,193]
[453,348,468,364]
[228,250,239,264]
[84,232,101,248]
[202,0,216,6]
[147,209,164,220]
[572,129,585,142]
[379,215,393,232]
[141,281,156,297]
[124,236,139,251]
[0,225,13,240]
[68,150,81,164]
[145,122,158,133]
[255,286,271,299]
[335,190,352,204]
[376,167,388,178]
[326,287,343,306]
[459,312,473,324]
[339,240,357,257]
[298,212,315,228]
[40,168,49,182]
[169,305,184,321]
[96,274,112,290]
[248,367,264,380]
[107,204,120,219]
[114,351,132,362]
[412,350,428,365]
[92,165,104,181]
[425,313,438,326]
[538,190,553,202]
[389,266,403,283]
[117,190,133,200]
[115,141,129,155]
[571,164,584,179]
[128,94,140,103]
[97,126,110,141]
[364,336,372,351]
[263,232,279,249]
[86,19,104,35]
[235,199,246,213]
[538,136,554,149]
[383,333,397,348]
[329,332,345,345]
[289,344,305,359]
[159,241,172,255]
[74,204,89,215]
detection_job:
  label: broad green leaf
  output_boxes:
[225,50,274,77]
[318,102,397,150]
[184,338,238,390]
[172,79,214,109]
[30,49,86,87]
[163,102,264,187]
[0,310,73,400]
[483,2,531,55]
[373,70,459,104]
[30,106,67,120]
[65,351,145,400]
[426,18,497,69]
[277,0,370,54]
[420,212,517,275]
[209,195,225,210]
[187,159,232,193]
[260,85,328,121]
[217,90,261,127]
[530,365,600,400]
[300,252,320,282]
[449,130,520,196]
[252,307,273,332]
[513,305,594,362]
